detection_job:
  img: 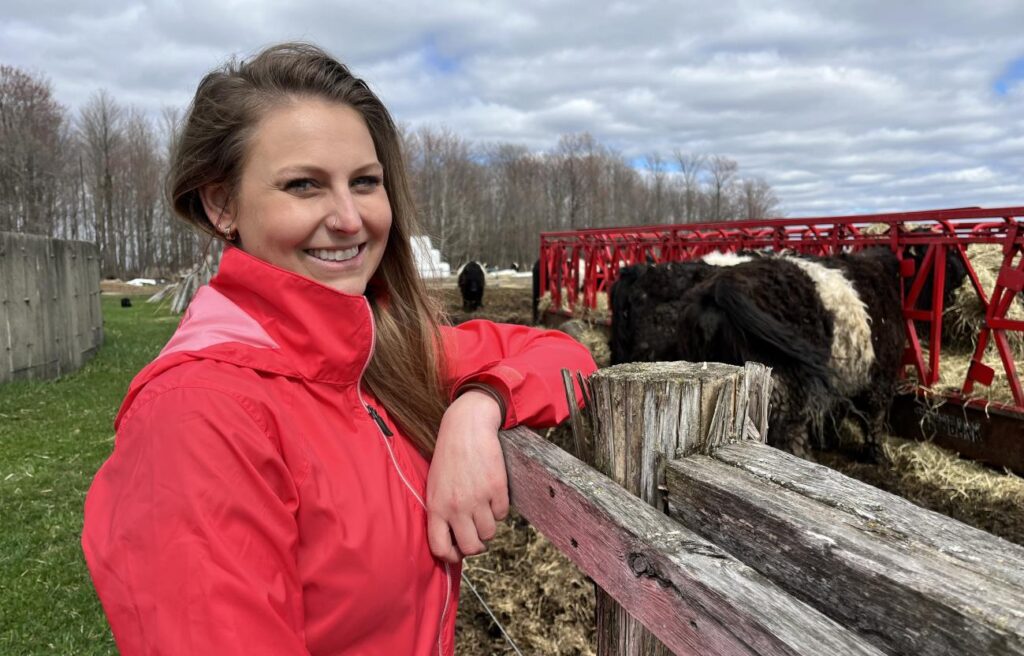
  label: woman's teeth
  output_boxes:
[308,247,359,262]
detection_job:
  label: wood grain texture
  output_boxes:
[667,442,1024,655]
[0,232,102,383]
[501,426,882,656]
[588,362,772,503]
[711,441,1024,590]
[586,361,773,654]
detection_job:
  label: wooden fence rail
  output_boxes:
[500,426,881,656]
[498,361,1024,655]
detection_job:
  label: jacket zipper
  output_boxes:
[356,297,452,656]
[366,405,393,437]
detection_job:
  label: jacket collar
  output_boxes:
[205,246,376,385]
[115,248,375,429]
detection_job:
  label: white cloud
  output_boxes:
[1,0,1022,217]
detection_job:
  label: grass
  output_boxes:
[0,295,177,655]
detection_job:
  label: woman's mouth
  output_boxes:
[306,245,361,263]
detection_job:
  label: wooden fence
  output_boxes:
[498,361,1024,655]
[0,232,103,384]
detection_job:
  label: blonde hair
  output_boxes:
[167,42,449,453]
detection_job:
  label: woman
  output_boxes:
[82,42,596,655]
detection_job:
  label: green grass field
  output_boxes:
[0,295,178,655]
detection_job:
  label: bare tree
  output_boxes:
[405,126,486,265]
[482,142,547,266]
[122,108,163,275]
[0,65,70,235]
[642,152,668,223]
[738,177,780,220]
[158,106,202,274]
[707,155,738,222]
[672,151,706,223]
[77,90,124,275]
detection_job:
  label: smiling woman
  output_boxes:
[200,100,393,295]
[80,42,596,656]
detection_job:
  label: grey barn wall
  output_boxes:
[0,232,103,384]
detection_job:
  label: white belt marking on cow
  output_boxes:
[783,256,875,393]
[701,251,752,267]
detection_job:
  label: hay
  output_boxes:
[579,328,611,368]
[456,513,595,655]
[860,223,892,236]
[536,292,553,318]
[944,244,1024,359]
[558,319,611,368]
[926,349,1020,406]
[819,436,1024,546]
[538,291,610,323]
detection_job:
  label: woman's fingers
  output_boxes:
[474,508,498,543]
[450,514,487,557]
[427,512,460,563]
[429,509,499,561]
[490,489,510,522]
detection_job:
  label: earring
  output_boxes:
[221,225,236,241]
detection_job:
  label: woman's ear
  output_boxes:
[199,184,235,233]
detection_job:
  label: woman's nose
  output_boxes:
[326,189,362,233]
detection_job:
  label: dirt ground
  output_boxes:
[443,278,1024,656]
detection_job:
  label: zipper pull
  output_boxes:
[366,405,394,437]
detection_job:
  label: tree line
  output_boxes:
[0,64,780,278]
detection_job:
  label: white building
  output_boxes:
[410,235,451,279]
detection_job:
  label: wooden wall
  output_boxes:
[0,232,103,384]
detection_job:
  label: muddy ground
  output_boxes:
[442,279,1024,656]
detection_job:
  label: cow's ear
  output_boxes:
[199,184,236,233]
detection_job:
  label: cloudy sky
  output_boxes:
[2,0,1022,217]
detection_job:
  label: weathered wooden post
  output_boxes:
[579,361,773,655]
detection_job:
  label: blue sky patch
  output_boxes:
[993,57,1024,95]
[421,36,460,75]
[629,156,682,173]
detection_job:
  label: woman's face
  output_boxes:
[204,98,392,295]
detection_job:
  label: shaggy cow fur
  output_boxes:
[677,256,837,455]
[784,255,875,394]
[610,246,967,459]
[610,261,716,365]
[610,251,763,365]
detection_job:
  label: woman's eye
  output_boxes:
[352,175,382,190]
[285,178,317,192]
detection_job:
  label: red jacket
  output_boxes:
[82,247,596,656]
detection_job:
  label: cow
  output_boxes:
[611,246,968,459]
[610,260,715,365]
[457,261,486,312]
[609,251,759,365]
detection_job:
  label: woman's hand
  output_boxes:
[426,389,509,564]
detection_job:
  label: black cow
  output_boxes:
[609,251,762,365]
[610,261,716,365]
[458,261,485,312]
[612,246,968,459]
